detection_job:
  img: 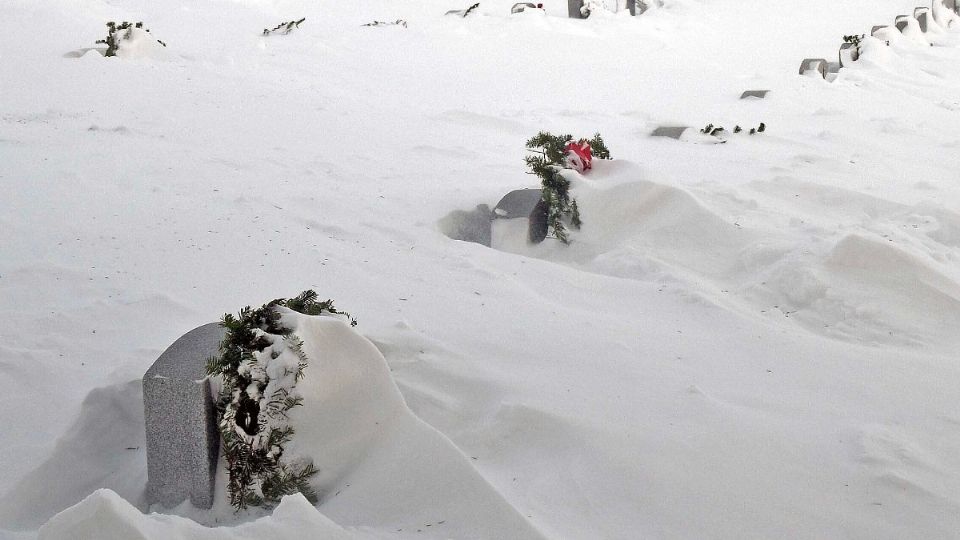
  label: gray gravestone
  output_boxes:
[799,58,828,78]
[740,90,770,99]
[839,43,859,66]
[144,323,224,510]
[511,2,536,13]
[871,25,888,36]
[915,9,931,31]
[439,204,493,246]
[568,0,585,18]
[494,189,549,244]
[896,15,911,32]
[651,126,689,139]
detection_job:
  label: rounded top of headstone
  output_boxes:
[145,323,225,382]
[494,189,544,219]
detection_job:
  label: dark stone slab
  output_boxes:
[651,126,689,139]
[871,25,888,36]
[511,2,536,13]
[493,189,549,244]
[439,204,493,246]
[740,90,770,99]
[144,323,224,510]
[896,15,911,32]
[799,58,828,78]
[568,0,585,18]
[915,9,931,32]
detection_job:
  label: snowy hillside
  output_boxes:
[2,0,960,538]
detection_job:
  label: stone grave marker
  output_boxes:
[839,43,859,67]
[740,90,770,99]
[799,58,828,79]
[651,126,689,139]
[568,0,585,18]
[914,7,932,31]
[493,189,549,244]
[143,323,224,510]
[896,15,911,32]
[871,25,888,36]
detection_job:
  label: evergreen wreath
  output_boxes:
[843,34,865,55]
[524,131,610,244]
[96,21,166,57]
[263,18,306,36]
[206,290,357,510]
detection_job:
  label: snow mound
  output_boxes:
[22,315,543,539]
[38,490,359,540]
[0,380,146,530]
[281,314,544,538]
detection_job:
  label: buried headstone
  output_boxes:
[143,322,224,509]
[896,15,911,32]
[438,204,493,246]
[739,90,770,99]
[799,58,828,79]
[871,25,889,36]
[511,2,538,13]
[915,8,932,32]
[839,43,859,66]
[493,189,549,244]
[650,126,689,139]
[568,0,585,18]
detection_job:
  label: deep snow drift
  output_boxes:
[2,0,960,538]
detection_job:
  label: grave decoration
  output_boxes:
[524,132,610,244]
[205,290,356,510]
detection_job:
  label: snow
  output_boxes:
[2,0,960,538]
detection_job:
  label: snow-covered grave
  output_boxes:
[440,188,551,247]
[143,323,224,509]
[739,89,770,99]
[650,125,690,138]
[6,0,960,537]
[492,189,550,244]
[839,43,860,66]
[896,14,912,31]
[798,57,828,78]
[915,7,932,32]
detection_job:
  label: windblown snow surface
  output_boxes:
[2,0,960,538]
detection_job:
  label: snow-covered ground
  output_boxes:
[2,0,960,538]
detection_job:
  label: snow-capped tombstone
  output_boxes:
[871,25,888,36]
[438,204,493,246]
[799,58,828,79]
[839,43,859,66]
[896,15,911,32]
[511,2,536,13]
[143,322,224,510]
[493,189,549,244]
[740,90,770,99]
[915,8,932,32]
